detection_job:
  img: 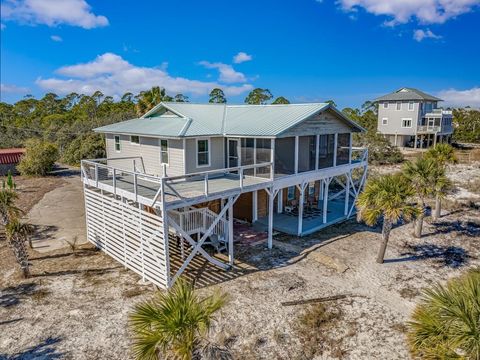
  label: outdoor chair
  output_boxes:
[205,234,227,253]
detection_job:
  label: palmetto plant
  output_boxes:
[425,143,458,168]
[356,174,418,263]
[425,144,457,219]
[129,279,228,360]
[403,157,437,238]
[5,218,33,278]
[0,188,21,226]
[407,268,480,359]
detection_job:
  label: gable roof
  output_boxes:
[373,88,442,102]
[94,102,364,138]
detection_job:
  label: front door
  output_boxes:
[228,139,239,168]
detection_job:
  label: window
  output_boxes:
[382,117,388,125]
[396,102,402,111]
[114,135,121,152]
[130,135,140,145]
[318,134,334,169]
[197,139,210,167]
[408,101,414,111]
[160,139,168,164]
[383,102,388,109]
[336,133,350,166]
[402,118,412,128]
[287,186,295,201]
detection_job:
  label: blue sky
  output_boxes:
[1,0,480,108]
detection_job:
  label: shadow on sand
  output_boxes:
[1,337,64,360]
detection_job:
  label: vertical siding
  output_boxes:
[184,137,225,174]
[105,134,185,176]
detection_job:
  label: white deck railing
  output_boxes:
[81,157,273,206]
[169,207,228,239]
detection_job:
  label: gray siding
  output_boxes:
[377,101,421,136]
[105,134,185,176]
[184,137,224,174]
[279,109,357,138]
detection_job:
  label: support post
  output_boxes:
[394,133,398,146]
[252,190,258,222]
[414,134,418,149]
[344,172,350,216]
[434,133,437,147]
[204,173,209,196]
[228,196,234,266]
[333,134,338,167]
[277,188,283,213]
[112,168,117,196]
[298,183,305,236]
[294,136,299,174]
[267,188,274,249]
[348,133,353,164]
[323,178,329,224]
[270,138,275,180]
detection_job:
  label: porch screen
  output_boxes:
[241,138,255,175]
[298,135,317,172]
[318,134,334,168]
[336,133,350,165]
[255,138,271,177]
[274,137,295,176]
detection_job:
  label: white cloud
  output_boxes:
[36,53,253,97]
[1,83,30,93]
[413,28,442,41]
[1,0,108,29]
[338,0,480,25]
[199,61,247,83]
[233,52,252,64]
[50,34,62,42]
[437,87,480,107]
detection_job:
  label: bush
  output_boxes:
[18,138,59,176]
[407,268,480,359]
[355,131,404,165]
[62,133,106,165]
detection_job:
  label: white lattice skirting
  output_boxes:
[84,188,168,288]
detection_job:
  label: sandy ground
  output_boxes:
[27,175,87,252]
[1,162,479,359]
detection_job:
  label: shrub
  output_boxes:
[407,268,480,359]
[18,138,59,176]
[355,131,404,165]
[61,133,106,165]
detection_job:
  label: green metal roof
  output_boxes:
[373,88,442,102]
[94,102,364,137]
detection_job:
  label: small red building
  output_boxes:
[0,148,26,176]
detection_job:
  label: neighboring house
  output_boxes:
[81,102,368,289]
[0,148,25,176]
[374,88,453,148]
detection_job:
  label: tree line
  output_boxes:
[1,86,478,169]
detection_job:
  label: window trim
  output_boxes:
[160,139,169,165]
[382,117,388,125]
[287,186,295,201]
[130,135,140,145]
[196,138,211,168]
[395,101,402,111]
[408,101,414,111]
[114,135,121,152]
[401,118,413,128]
[383,102,389,109]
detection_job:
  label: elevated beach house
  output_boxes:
[81,102,368,288]
[374,87,453,148]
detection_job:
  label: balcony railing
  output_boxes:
[417,125,441,133]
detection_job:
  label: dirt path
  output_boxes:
[27,175,87,252]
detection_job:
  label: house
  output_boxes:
[0,148,25,176]
[81,102,368,289]
[374,88,453,148]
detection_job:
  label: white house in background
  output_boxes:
[81,102,368,289]
[373,88,453,148]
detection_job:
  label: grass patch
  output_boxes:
[294,303,345,359]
